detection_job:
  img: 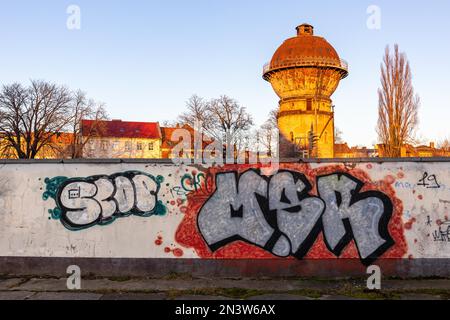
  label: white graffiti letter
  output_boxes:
[269,171,324,256]
[198,170,291,257]
[133,174,157,213]
[317,174,393,262]
[60,181,101,227]
[114,176,135,213]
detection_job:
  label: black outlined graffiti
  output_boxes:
[317,173,394,262]
[197,170,292,257]
[267,171,324,258]
[433,221,450,242]
[197,169,394,265]
[44,171,166,230]
[418,172,440,189]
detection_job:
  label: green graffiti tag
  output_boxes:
[181,172,206,192]
[42,171,166,230]
[43,176,69,219]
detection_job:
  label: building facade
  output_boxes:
[263,24,348,158]
[81,120,162,159]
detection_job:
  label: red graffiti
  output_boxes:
[404,218,417,230]
[175,163,408,261]
[164,246,184,257]
[155,236,163,246]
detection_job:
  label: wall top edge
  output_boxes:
[0,157,449,164]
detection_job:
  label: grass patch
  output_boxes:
[162,272,193,281]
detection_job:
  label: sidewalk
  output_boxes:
[1,275,449,300]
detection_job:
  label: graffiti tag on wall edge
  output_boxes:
[197,169,394,265]
[43,171,166,231]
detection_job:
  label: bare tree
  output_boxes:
[178,94,254,156]
[178,95,209,130]
[335,127,344,144]
[208,95,254,148]
[437,138,450,155]
[259,108,279,157]
[0,80,73,159]
[161,120,179,127]
[68,90,108,158]
[377,45,420,157]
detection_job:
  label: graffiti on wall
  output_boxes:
[174,163,409,265]
[196,169,394,265]
[38,163,412,263]
[43,171,166,230]
[170,171,212,199]
[432,221,450,242]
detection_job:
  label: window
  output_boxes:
[101,140,108,151]
[137,142,143,151]
[148,142,154,151]
[125,141,131,151]
[306,99,312,111]
[112,141,119,150]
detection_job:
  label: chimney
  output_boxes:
[430,142,435,149]
[296,24,314,36]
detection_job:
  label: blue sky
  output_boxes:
[0,0,449,146]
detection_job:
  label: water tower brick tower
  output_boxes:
[263,24,348,158]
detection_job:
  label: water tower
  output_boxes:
[263,24,348,158]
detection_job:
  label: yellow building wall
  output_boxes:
[278,99,334,158]
[83,137,162,159]
[268,68,341,158]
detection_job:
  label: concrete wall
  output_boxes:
[0,159,449,277]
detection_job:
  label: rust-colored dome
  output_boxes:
[263,24,348,80]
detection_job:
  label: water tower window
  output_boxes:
[306,99,312,111]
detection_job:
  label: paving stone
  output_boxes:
[319,295,364,300]
[383,280,450,290]
[172,295,233,300]
[15,278,67,291]
[15,278,332,292]
[399,294,443,300]
[0,291,36,300]
[27,292,102,300]
[100,293,167,300]
[0,278,27,290]
[247,294,312,300]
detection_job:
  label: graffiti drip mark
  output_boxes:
[197,169,394,265]
[43,171,166,231]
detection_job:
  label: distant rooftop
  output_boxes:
[81,119,161,139]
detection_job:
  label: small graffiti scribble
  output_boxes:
[418,172,440,189]
[433,221,450,242]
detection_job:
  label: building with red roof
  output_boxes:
[81,119,162,158]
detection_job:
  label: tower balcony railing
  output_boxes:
[263,57,348,76]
